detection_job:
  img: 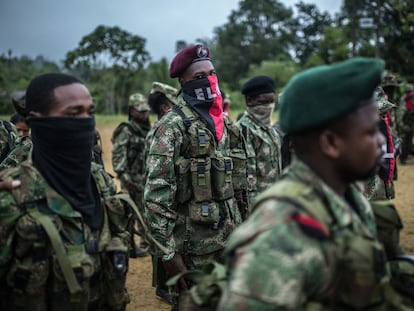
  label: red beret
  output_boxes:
[169,45,211,78]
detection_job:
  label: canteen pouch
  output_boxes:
[211,156,234,201]
[229,149,248,192]
[371,201,404,259]
[6,258,50,310]
[188,201,219,225]
[389,255,414,297]
[102,249,130,311]
[335,233,387,308]
[190,157,212,202]
[50,244,94,309]
[188,127,211,157]
[175,157,192,203]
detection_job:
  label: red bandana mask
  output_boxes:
[182,76,224,141]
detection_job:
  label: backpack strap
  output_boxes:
[172,105,192,130]
[26,207,82,294]
[112,193,170,255]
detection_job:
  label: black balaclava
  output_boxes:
[30,116,103,229]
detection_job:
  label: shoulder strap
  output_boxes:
[112,193,170,255]
[172,105,192,130]
[112,122,133,141]
[27,208,82,294]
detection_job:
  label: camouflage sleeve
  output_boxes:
[111,126,130,181]
[236,119,257,196]
[0,188,22,279]
[218,200,331,310]
[144,118,183,255]
[0,137,32,170]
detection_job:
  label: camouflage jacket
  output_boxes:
[364,174,395,201]
[218,157,406,310]
[0,159,130,310]
[397,103,414,134]
[237,112,282,201]
[111,119,150,194]
[0,120,18,164]
[0,135,32,171]
[144,96,244,260]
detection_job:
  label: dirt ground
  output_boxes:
[97,123,414,311]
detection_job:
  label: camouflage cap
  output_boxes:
[376,88,396,114]
[381,72,400,87]
[150,82,178,104]
[377,96,395,114]
[129,93,150,111]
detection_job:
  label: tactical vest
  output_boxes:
[254,180,402,310]
[112,121,148,178]
[0,161,130,311]
[172,104,249,223]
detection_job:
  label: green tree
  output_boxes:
[64,25,151,114]
[292,1,333,65]
[311,26,351,65]
[244,59,300,93]
[0,52,60,114]
[213,0,296,89]
[338,0,414,78]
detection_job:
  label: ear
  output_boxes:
[319,129,343,159]
[28,111,42,118]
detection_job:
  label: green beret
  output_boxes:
[279,57,385,133]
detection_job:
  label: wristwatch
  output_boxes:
[162,252,175,262]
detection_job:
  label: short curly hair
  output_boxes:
[25,73,81,115]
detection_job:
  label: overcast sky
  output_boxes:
[0,0,342,66]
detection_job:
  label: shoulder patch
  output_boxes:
[289,211,329,240]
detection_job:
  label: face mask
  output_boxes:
[182,76,224,141]
[30,116,103,229]
[247,102,275,125]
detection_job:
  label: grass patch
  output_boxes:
[1,109,279,126]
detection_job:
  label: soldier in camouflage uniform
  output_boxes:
[237,75,282,205]
[144,45,247,309]
[0,73,131,311]
[218,58,413,310]
[0,120,18,164]
[364,91,398,201]
[398,84,414,164]
[362,91,406,260]
[0,94,32,171]
[112,93,151,257]
[145,81,178,305]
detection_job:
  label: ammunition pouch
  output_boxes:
[371,200,404,259]
[389,254,414,298]
[188,201,220,225]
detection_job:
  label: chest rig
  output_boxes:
[172,104,249,224]
[1,162,130,310]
